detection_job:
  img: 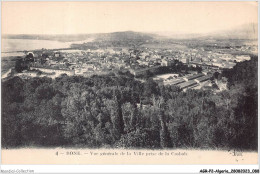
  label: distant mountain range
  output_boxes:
[154,23,258,40]
[2,23,257,42]
[94,31,154,42]
[209,23,258,40]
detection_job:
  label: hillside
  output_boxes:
[70,31,157,48]
[94,31,154,42]
[2,57,258,150]
[208,23,258,40]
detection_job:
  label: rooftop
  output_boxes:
[194,75,212,83]
[164,79,186,86]
[177,80,197,89]
[183,73,204,81]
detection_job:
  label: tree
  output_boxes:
[117,129,153,148]
[112,89,125,136]
[153,97,172,148]
[15,59,28,73]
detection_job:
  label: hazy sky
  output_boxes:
[2,1,258,35]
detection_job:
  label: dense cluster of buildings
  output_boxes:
[28,45,252,74]
[14,43,253,91]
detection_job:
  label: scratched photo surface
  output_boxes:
[1,1,258,164]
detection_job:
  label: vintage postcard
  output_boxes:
[1,1,258,170]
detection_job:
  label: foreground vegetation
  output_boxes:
[2,56,257,150]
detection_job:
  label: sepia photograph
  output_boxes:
[1,1,258,170]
